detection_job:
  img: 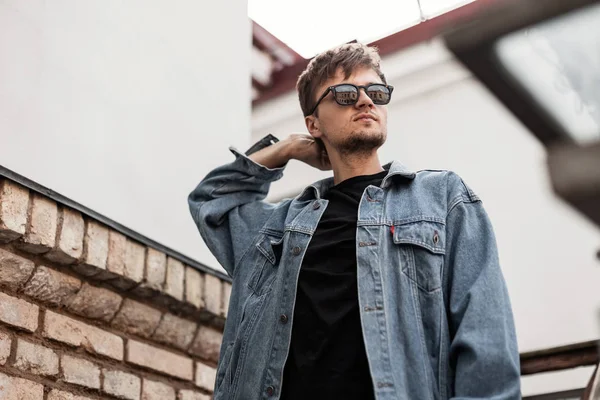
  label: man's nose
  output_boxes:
[355,88,375,109]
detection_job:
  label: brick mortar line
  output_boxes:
[185,324,202,355]
[80,217,92,268]
[22,190,34,240]
[99,367,105,397]
[106,293,128,326]
[53,207,66,257]
[6,328,18,366]
[148,313,165,339]
[18,263,39,295]
[137,368,143,400]
[37,307,45,338]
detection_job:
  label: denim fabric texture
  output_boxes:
[188,135,521,400]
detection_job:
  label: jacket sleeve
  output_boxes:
[188,136,286,277]
[444,177,521,399]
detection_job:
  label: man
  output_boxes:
[189,43,520,400]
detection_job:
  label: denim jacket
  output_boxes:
[188,135,521,400]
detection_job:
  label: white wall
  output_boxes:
[252,39,600,395]
[0,0,250,270]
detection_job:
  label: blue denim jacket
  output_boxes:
[188,136,521,400]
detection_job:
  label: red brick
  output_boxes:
[43,310,123,360]
[66,283,122,322]
[185,267,204,309]
[74,220,108,276]
[203,273,222,315]
[111,298,162,338]
[0,180,29,243]
[195,361,217,391]
[46,208,84,264]
[110,240,145,290]
[178,390,211,400]
[23,266,81,306]
[142,379,175,400]
[133,248,166,298]
[13,338,59,376]
[126,340,193,381]
[0,371,44,399]
[152,313,197,350]
[188,325,222,362]
[0,247,35,289]
[164,257,185,301]
[0,330,11,365]
[17,193,57,254]
[102,369,141,400]
[61,355,100,389]
[222,281,232,318]
[0,292,38,332]
[48,389,94,400]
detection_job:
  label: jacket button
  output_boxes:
[292,246,301,256]
[266,386,275,396]
[280,314,288,324]
[313,202,320,210]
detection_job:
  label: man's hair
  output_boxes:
[296,43,387,118]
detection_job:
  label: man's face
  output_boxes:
[306,66,388,157]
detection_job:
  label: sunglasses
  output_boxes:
[307,83,394,116]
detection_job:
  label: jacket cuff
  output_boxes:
[244,134,280,156]
[228,134,285,179]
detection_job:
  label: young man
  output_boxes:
[189,43,520,400]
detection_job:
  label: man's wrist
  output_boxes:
[277,138,295,162]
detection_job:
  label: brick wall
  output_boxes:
[0,178,231,400]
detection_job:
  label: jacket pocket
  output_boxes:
[229,290,269,398]
[247,234,283,295]
[393,219,445,293]
[215,342,234,393]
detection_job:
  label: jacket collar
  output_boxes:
[296,160,416,201]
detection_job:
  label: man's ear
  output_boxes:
[305,115,322,139]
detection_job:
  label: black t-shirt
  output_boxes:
[280,170,387,400]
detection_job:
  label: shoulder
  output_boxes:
[411,169,481,208]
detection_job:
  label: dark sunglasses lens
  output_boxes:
[366,85,391,104]
[334,85,359,105]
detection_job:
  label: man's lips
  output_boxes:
[354,113,377,122]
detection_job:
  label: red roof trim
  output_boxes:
[252,0,504,106]
[252,21,303,66]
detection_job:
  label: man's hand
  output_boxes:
[287,134,331,171]
[249,134,331,171]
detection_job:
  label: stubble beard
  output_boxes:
[333,128,386,158]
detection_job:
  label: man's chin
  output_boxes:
[337,130,386,155]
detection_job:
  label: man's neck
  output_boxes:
[330,152,384,185]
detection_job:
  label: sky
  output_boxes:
[248,0,476,58]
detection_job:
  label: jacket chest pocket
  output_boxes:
[247,234,283,295]
[393,219,445,293]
